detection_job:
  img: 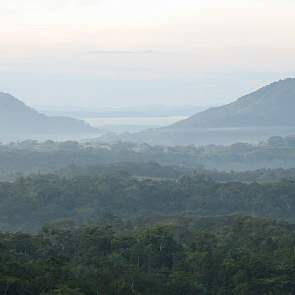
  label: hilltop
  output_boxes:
[172,78,295,128]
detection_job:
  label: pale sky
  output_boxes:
[1,0,295,108]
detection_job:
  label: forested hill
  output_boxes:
[172,78,295,128]
[0,92,96,134]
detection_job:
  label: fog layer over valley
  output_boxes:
[1,136,295,181]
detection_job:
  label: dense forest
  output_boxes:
[1,135,295,180]
[1,216,295,295]
[58,163,295,184]
[2,172,295,231]
[2,138,295,293]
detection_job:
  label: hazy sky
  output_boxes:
[1,0,295,108]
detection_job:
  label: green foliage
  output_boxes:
[41,286,83,295]
[2,172,295,231]
[1,216,295,294]
[2,137,295,180]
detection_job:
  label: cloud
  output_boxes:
[85,50,154,55]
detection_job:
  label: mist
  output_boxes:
[2,2,295,294]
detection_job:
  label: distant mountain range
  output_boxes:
[106,78,295,145]
[3,78,295,145]
[171,78,295,129]
[0,93,97,135]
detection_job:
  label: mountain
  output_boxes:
[0,92,97,135]
[172,78,295,129]
[106,79,295,145]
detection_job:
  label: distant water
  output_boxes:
[85,116,187,132]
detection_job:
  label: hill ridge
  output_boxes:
[0,92,97,135]
[171,78,295,129]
